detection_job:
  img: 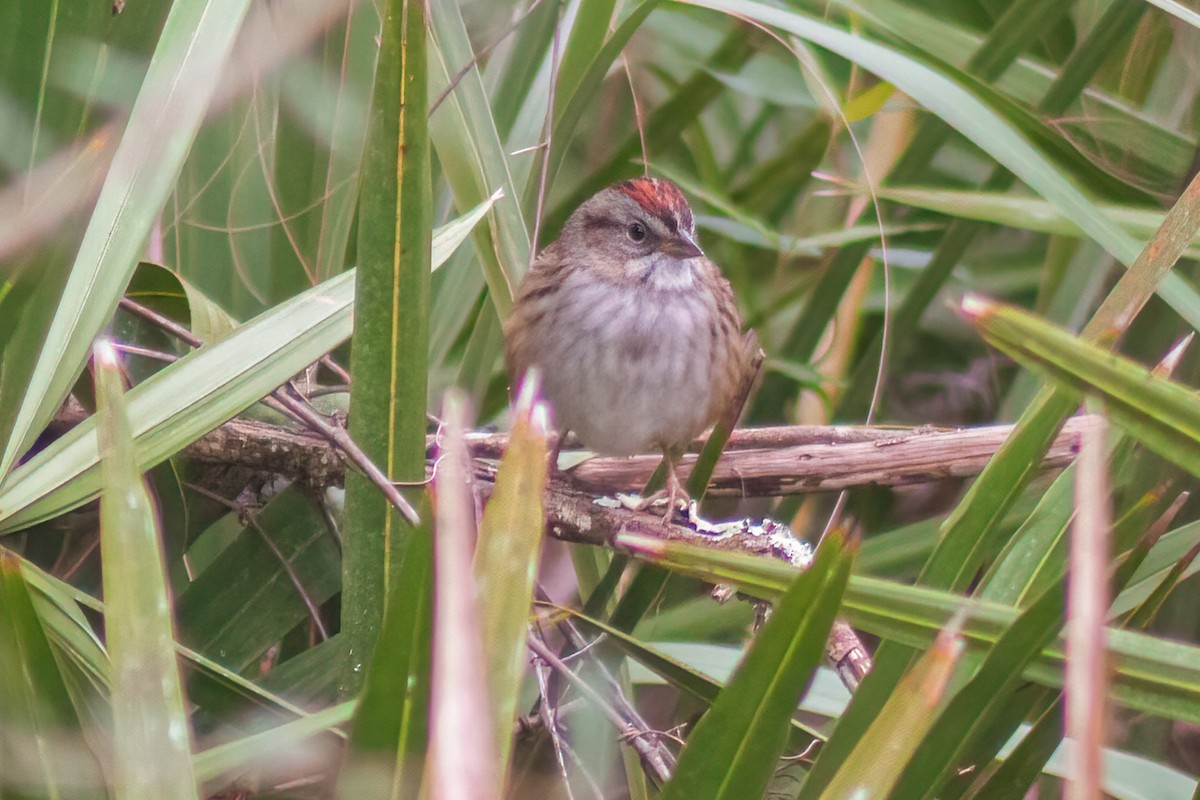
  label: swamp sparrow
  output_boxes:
[504,177,747,513]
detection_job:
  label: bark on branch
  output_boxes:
[50,403,1084,690]
[52,402,1084,499]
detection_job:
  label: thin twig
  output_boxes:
[319,355,350,384]
[537,588,677,783]
[514,697,585,740]
[116,298,420,524]
[621,51,650,174]
[530,627,588,800]
[428,0,550,116]
[186,481,329,641]
[527,633,675,787]
[111,342,179,363]
[119,297,204,347]
[272,385,420,524]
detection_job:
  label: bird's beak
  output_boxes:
[664,230,704,260]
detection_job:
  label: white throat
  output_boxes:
[632,256,696,291]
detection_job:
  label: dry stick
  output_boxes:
[527,633,675,788]
[827,619,873,691]
[74,405,1083,501]
[186,481,329,641]
[537,590,677,782]
[528,630,604,800]
[564,417,1085,497]
[520,480,877,686]
[462,422,935,459]
[117,298,419,524]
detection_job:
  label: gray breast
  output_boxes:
[531,275,720,455]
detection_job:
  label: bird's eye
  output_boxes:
[627,222,647,243]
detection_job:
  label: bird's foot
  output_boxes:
[633,465,691,523]
[631,490,685,523]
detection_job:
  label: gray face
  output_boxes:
[563,182,703,285]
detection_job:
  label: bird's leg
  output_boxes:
[635,447,691,522]
[547,430,580,486]
[661,450,692,522]
[549,429,569,474]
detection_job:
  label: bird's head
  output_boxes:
[561,177,704,288]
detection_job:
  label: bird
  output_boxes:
[504,177,747,516]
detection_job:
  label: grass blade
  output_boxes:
[1066,417,1110,800]
[430,392,500,800]
[0,549,104,797]
[473,374,549,776]
[340,0,432,695]
[95,340,198,800]
[962,296,1200,478]
[338,497,434,800]
[194,701,355,783]
[654,531,854,800]
[819,617,964,799]
[0,0,254,480]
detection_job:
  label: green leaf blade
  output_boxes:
[963,295,1200,478]
[473,377,549,776]
[659,532,854,800]
[0,0,254,480]
[339,0,432,696]
[95,341,198,800]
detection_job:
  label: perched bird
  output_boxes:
[504,177,747,514]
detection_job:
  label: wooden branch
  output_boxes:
[471,469,874,687]
[567,417,1084,496]
[51,401,1086,498]
[114,298,418,523]
[56,400,1083,691]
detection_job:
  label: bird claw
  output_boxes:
[612,492,646,510]
[633,487,692,524]
[616,452,694,523]
[616,492,701,528]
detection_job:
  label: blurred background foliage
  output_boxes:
[4,0,1200,797]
